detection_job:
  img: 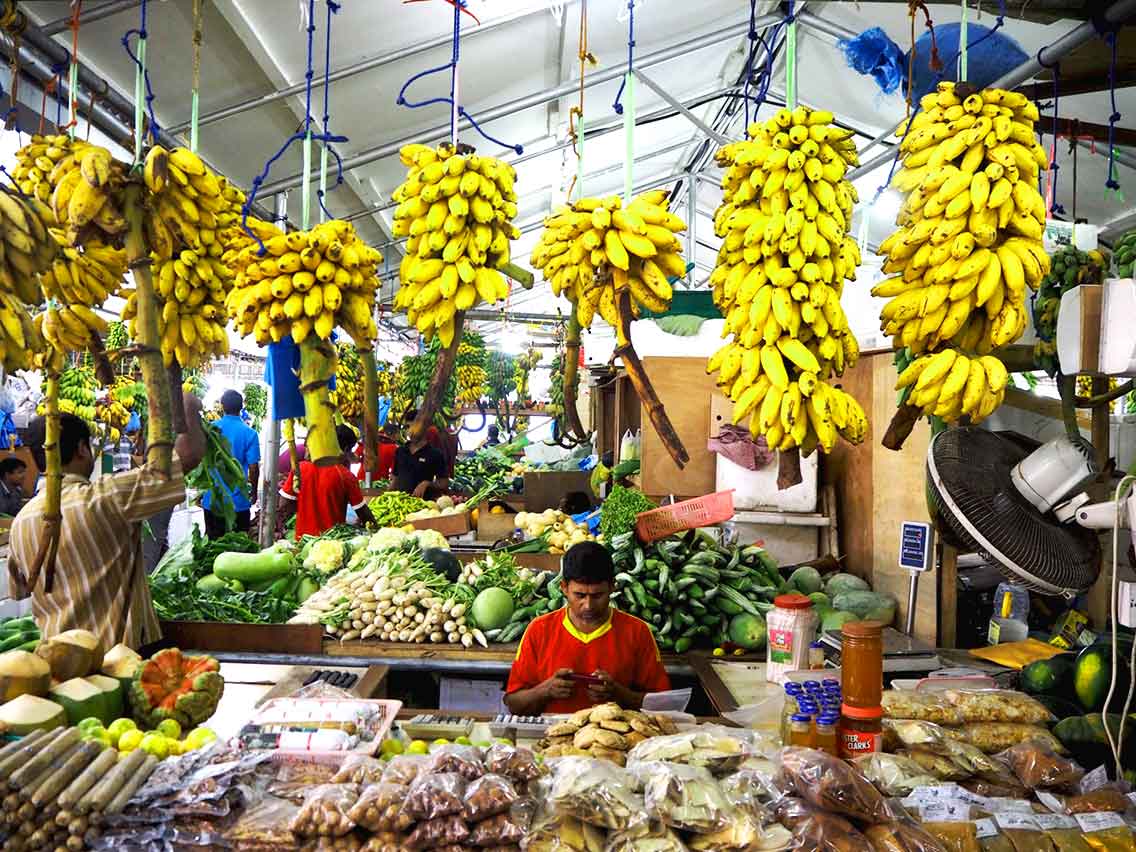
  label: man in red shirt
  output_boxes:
[280,425,376,538]
[505,541,670,714]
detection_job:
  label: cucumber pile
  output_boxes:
[0,615,40,653]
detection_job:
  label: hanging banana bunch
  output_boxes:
[334,342,363,419]
[876,82,1049,425]
[456,333,488,405]
[707,107,867,455]
[0,184,57,305]
[390,143,520,347]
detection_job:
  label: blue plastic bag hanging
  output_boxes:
[378,396,392,427]
[0,412,18,450]
[263,336,306,421]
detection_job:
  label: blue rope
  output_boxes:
[316,0,346,222]
[1104,30,1122,194]
[396,0,523,154]
[241,0,347,253]
[612,1,635,115]
[121,0,160,144]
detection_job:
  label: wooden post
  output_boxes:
[938,541,959,647]
[1090,376,1111,471]
[361,350,380,482]
[410,312,465,442]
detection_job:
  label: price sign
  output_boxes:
[899,521,933,572]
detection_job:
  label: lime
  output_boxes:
[118,729,145,753]
[77,717,104,735]
[407,740,429,755]
[139,733,169,760]
[184,728,218,750]
[454,736,472,746]
[156,719,182,740]
[107,718,137,746]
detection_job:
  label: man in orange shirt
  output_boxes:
[505,541,670,714]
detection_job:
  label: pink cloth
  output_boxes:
[708,425,774,470]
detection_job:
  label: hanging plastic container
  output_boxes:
[634,490,735,543]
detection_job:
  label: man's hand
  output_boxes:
[541,668,575,702]
[587,670,638,707]
[412,480,430,498]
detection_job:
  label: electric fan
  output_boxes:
[925,428,1102,597]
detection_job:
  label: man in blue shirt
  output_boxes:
[202,389,261,538]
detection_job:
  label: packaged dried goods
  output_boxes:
[1033,815,1092,852]
[423,743,485,779]
[778,747,895,823]
[346,782,413,833]
[404,771,468,819]
[688,816,794,852]
[920,822,980,852]
[882,691,965,726]
[949,722,1067,754]
[604,819,687,851]
[627,726,753,774]
[637,761,735,833]
[546,756,643,830]
[1060,788,1131,814]
[403,814,469,850]
[331,755,386,785]
[268,758,341,801]
[959,778,1030,800]
[939,739,1019,786]
[719,768,776,819]
[898,748,970,782]
[525,803,607,851]
[852,753,940,796]
[467,805,531,846]
[943,689,1054,724]
[462,773,520,821]
[978,835,1016,852]
[772,796,875,852]
[883,719,951,753]
[359,832,406,852]
[1077,813,1136,852]
[290,784,360,838]
[484,743,545,782]
[864,819,949,852]
[998,740,1084,790]
[304,834,365,851]
[381,753,428,785]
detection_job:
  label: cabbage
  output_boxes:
[303,539,347,576]
[368,528,409,552]
[412,529,450,551]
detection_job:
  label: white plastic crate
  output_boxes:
[716,452,818,513]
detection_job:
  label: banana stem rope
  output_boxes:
[409,310,467,442]
[560,309,589,442]
[361,350,380,478]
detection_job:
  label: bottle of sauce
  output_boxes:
[815,713,838,755]
[789,713,815,748]
[766,594,819,682]
[838,620,883,760]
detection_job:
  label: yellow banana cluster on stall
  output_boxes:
[226,219,382,346]
[0,186,53,369]
[391,143,520,345]
[530,190,687,326]
[333,342,363,419]
[707,107,867,455]
[875,82,1050,422]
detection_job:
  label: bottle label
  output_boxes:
[769,627,794,664]
[987,619,1001,645]
[838,728,880,759]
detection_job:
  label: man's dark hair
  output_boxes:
[220,390,243,415]
[0,457,26,478]
[487,424,499,439]
[402,408,418,425]
[562,541,614,584]
[559,490,592,515]
[336,425,358,453]
[58,414,92,465]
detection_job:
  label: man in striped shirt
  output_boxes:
[7,397,206,652]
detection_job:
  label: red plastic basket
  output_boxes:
[634,490,736,543]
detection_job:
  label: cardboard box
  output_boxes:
[522,471,593,512]
[409,511,471,538]
[476,499,522,542]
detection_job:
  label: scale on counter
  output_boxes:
[819,627,941,673]
[488,714,567,740]
[400,714,476,741]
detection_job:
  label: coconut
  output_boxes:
[35,629,104,681]
[0,694,66,735]
[101,643,143,691]
[0,649,52,701]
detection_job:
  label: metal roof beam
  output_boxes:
[40,1,142,35]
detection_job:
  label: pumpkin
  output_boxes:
[128,648,224,730]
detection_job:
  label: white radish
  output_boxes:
[341,629,361,641]
[461,633,474,648]
[430,631,444,643]
[447,632,459,643]
[443,620,456,633]
[472,629,488,648]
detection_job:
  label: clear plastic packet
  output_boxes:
[998,740,1085,791]
[484,742,545,783]
[423,743,485,780]
[467,801,533,846]
[546,756,644,830]
[524,802,607,851]
[688,816,794,852]
[346,782,413,833]
[223,794,302,848]
[898,749,971,782]
[939,739,1019,786]
[942,689,1054,724]
[403,814,470,850]
[359,832,406,852]
[604,819,687,851]
[883,691,966,726]
[463,773,520,822]
[772,796,874,852]
[778,747,895,823]
[1077,813,1136,852]
[950,722,1067,755]
[853,753,941,796]
[635,760,735,834]
[302,833,366,851]
[864,819,949,852]
[404,771,468,820]
[266,757,341,802]
[331,754,386,785]
[978,835,1016,852]
[883,720,952,753]
[290,784,360,838]
[1063,788,1132,814]
[480,846,522,852]
[720,768,777,819]
[1049,830,1094,852]
[920,823,980,852]
[381,753,428,785]
[959,778,1030,800]
[626,725,755,775]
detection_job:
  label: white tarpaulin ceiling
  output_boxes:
[3,0,1134,356]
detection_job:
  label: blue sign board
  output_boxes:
[899,522,932,573]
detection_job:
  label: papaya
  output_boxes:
[1074,643,1130,712]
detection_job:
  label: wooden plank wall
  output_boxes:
[640,357,718,499]
[826,352,939,644]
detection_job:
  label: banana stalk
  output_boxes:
[614,289,689,469]
[123,182,174,476]
[560,309,588,443]
[410,311,466,442]
[882,403,924,452]
[283,418,301,492]
[361,350,379,480]
[167,363,186,435]
[23,357,62,595]
[299,336,340,462]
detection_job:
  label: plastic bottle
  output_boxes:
[789,713,814,748]
[780,684,803,744]
[815,714,838,755]
[988,583,1030,644]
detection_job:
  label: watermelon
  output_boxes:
[824,573,870,596]
[471,588,515,631]
[1020,655,1074,695]
[728,613,767,651]
[788,567,823,595]
[1074,644,1130,712]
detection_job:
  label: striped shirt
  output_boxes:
[7,463,187,651]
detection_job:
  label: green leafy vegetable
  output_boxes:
[186,416,251,533]
[599,485,657,540]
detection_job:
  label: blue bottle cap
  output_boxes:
[822,679,839,688]
[817,714,839,726]
[797,701,819,713]
[785,682,804,693]
[804,680,821,690]
[790,713,812,723]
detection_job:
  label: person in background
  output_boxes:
[483,424,501,447]
[202,390,260,538]
[279,424,376,538]
[8,397,206,652]
[504,541,670,714]
[0,456,27,516]
[393,411,450,497]
[559,490,592,516]
[355,424,398,484]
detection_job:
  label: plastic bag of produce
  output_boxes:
[948,721,1067,754]
[882,691,965,726]
[719,768,777,820]
[303,835,366,852]
[635,761,735,834]
[626,726,755,775]
[462,773,519,821]
[852,753,939,796]
[864,819,949,852]
[688,816,794,852]
[897,748,970,781]
[883,719,952,753]
[997,740,1085,790]
[525,801,607,851]
[1058,788,1132,814]
[1032,815,1093,852]
[467,802,533,846]
[484,742,545,783]
[1077,812,1136,852]
[942,689,1054,724]
[331,754,386,785]
[403,814,469,850]
[546,756,644,830]
[359,834,407,852]
[937,739,1018,785]
[422,743,485,780]
[290,784,360,838]
[772,796,874,852]
[346,782,413,834]
[404,772,468,820]
[381,753,428,785]
[604,819,688,851]
[920,822,981,852]
[960,777,1030,799]
[777,747,895,823]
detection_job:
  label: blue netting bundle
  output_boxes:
[839,22,1028,101]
